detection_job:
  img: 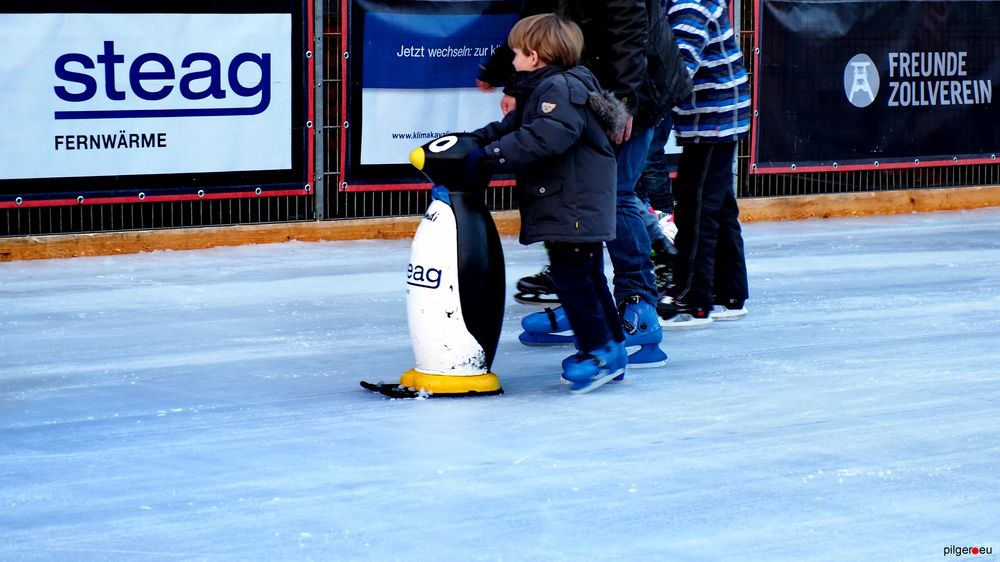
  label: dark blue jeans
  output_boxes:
[636,117,675,249]
[547,242,624,352]
[637,115,674,214]
[607,125,658,307]
[670,141,749,307]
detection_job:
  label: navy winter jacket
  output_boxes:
[470,65,622,245]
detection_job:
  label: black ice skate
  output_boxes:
[513,265,560,306]
[651,239,677,296]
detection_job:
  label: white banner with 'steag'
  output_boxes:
[0,13,291,180]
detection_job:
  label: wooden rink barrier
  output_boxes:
[3,186,999,262]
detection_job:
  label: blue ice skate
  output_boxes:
[562,340,627,394]
[518,306,574,346]
[561,344,626,383]
[619,295,668,368]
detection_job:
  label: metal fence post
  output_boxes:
[314,0,327,219]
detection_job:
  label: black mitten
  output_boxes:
[462,148,493,185]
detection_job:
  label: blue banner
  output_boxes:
[362,12,514,89]
[347,1,521,176]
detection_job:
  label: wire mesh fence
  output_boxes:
[1,0,996,237]
[1,196,315,237]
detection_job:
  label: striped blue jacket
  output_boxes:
[667,0,751,144]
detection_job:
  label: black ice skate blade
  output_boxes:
[513,292,561,306]
[360,380,504,399]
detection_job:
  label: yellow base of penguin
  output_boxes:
[399,368,503,396]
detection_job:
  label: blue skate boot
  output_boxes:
[619,295,668,368]
[562,339,627,394]
[560,346,627,384]
[518,306,575,346]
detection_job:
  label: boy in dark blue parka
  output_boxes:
[467,13,630,393]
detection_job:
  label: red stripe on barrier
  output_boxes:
[0,189,311,209]
[752,157,1000,174]
[338,0,349,193]
[749,0,763,174]
[341,179,517,193]
[306,0,316,193]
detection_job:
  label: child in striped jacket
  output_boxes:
[656,0,751,328]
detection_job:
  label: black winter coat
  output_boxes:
[470,65,621,245]
[478,0,691,128]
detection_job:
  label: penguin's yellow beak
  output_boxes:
[409,147,425,170]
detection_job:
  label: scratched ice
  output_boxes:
[2,208,999,561]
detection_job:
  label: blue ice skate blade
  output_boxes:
[518,331,575,346]
[568,367,626,394]
[626,344,668,368]
[561,372,626,384]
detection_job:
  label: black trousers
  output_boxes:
[547,242,624,352]
[670,142,749,307]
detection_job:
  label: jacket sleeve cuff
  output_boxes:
[482,141,509,171]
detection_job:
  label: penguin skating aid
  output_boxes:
[360,135,506,398]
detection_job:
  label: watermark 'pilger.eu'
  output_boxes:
[944,545,993,557]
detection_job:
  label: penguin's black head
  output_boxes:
[409,134,489,192]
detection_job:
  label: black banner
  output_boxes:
[752,0,1000,173]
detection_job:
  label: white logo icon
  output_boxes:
[428,135,458,153]
[844,54,879,108]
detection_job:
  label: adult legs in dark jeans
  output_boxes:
[546,242,624,352]
[607,125,659,307]
[637,116,675,215]
[670,141,748,308]
[634,118,679,295]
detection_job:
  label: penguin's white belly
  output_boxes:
[406,199,486,375]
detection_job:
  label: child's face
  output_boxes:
[512,48,545,72]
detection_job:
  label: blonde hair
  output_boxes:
[507,13,584,67]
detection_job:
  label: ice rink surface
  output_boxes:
[2,208,999,561]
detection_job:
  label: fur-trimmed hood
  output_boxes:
[561,66,630,137]
[587,90,630,137]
